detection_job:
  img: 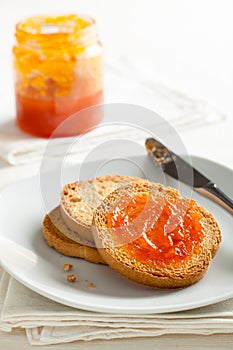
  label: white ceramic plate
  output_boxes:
[0,154,232,314]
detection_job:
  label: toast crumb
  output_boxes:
[85,279,95,287]
[63,263,73,272]
[67,274,76,282]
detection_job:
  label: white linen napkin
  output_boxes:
[0,58,226,166]
[1,267,233,346]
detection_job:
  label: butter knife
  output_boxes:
[145,137,233,215]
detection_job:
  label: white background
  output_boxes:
[1,0,233,117]
[0,0,232,174]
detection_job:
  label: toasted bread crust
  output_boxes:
[93,182,222,288]
[60,175,145,245]
[43,207,106,264]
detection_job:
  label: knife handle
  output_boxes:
[195,182,233,215]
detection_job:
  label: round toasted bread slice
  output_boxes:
[43,206,106,264]
[92,182,221,288]
[60,175,144,246]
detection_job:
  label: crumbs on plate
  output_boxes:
[85,279,95,287]
[63,263,73,272]
[67,274,77,283]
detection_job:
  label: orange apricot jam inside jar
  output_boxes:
[13,15,103,138]
[106,194,204,267]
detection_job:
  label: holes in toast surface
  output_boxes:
[70,197,81,203]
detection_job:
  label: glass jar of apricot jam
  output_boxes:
[13,15,103,138]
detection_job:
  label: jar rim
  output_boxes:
[16,14,96,37]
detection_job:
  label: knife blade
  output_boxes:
[145,137,233,215]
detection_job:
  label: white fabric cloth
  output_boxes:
[0,58,226,166]
[1,267,233,346]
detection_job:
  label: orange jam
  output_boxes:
[107,194,204,267]
[13,15,103,138]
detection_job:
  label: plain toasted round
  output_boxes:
[92,182,222,288]
[43,206,106,264]
[60,175,145,246]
